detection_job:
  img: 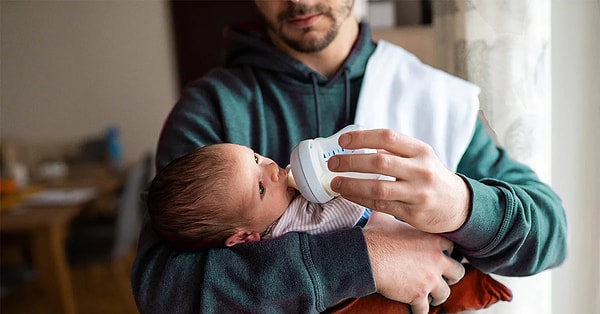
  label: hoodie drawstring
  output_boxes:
[343,68,351,124]
[310,68,351,137]
[310,73,322,137]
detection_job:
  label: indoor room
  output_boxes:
[1,1,598,313]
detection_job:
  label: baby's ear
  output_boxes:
[225,231,261,247]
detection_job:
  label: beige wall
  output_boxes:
[371,26,433,66]
[1,1,178,164]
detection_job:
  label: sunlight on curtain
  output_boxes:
[432,1,552,313]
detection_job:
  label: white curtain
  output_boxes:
[432,1,552,313]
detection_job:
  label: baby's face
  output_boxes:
[223,144,297,233]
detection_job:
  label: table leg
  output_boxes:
[31,225,77,314]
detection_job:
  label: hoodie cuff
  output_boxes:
[303,227,376,311]
[443,176,507,256]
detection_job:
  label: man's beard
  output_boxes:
[263,1,352,53]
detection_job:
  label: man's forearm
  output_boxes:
[131,222,375,313]
[449,121,567,275]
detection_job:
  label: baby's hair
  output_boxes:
[147,144,248,250]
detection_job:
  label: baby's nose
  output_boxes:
[269,163,285,181]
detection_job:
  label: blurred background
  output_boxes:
[1,1,598,313]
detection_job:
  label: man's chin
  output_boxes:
[283,36,331,53]
[280,23,336,53]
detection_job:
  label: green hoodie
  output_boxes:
[132,22,567,313]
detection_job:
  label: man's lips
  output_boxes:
[288,14,322,28]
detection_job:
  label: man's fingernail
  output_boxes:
[330,177,341,190]
[328,157,339,170]
[339,133,351,146]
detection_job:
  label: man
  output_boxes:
[132,1,567,313]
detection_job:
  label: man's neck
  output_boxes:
[274,18,360,78]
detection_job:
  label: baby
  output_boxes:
[147,143,370,250]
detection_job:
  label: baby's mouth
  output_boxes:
[287,187,299,198]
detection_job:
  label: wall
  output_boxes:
[371,26,433,66]
[0,1,178,164]
[551,0,600,313]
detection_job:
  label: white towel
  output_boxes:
[355,40,481,171]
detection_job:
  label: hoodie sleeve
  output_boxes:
[132,223,375,313]
[445,119,568,276]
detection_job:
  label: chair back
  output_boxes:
[111,154,152,259]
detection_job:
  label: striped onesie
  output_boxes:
[262,195,370,239]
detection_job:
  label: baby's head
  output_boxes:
[147,143,296,250]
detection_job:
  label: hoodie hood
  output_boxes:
[220,21,377,137]
[222,21,376,85]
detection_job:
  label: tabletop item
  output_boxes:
[105,126,124,171]
[22,187,97,207]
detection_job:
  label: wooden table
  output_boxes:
[0,163,127,314]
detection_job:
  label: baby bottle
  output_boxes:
[287,124,394,203]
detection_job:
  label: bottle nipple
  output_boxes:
[286,166,298,189]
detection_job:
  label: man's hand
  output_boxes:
[328,128,471,233]
[363,212,465,314]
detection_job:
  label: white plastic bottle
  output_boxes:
[287,124,394,203]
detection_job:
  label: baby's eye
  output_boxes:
[258,182,265,196]
[254,155,259,164]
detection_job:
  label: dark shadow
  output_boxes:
[169,0,261,90]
